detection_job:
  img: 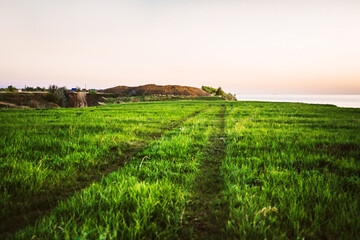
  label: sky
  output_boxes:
[0,0,360,94]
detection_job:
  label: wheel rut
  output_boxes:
[185,104,227,240]
[0,108,205,239]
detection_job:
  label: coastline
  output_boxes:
[235,94,360,108]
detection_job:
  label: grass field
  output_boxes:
[1,99,359,239]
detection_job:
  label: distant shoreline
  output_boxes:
[235,94,360,108]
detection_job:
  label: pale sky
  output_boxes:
[1,0,360,94]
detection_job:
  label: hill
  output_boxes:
[103,84,210,97]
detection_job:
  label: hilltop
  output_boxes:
[103,84,210,97]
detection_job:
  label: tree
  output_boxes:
[48,85,58,93]
[55,87,68,107]
[7,85,17,92]
[202,86,217,94]
[215,87,225,96]
[36,86,45,92]
[202,85,237,101]
[224,92,237,101]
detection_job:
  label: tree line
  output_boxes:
[201,86,236,100]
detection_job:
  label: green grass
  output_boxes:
[0,101,205,231]
[103,95,224,104]
[10,104,221,239]
[1,100,359,239]
[222,102,360,239]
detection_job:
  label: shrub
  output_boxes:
[48,85,58,93]
[215,87,226,96]
[6,85,17,92]
[202,86,217,94]
[224,93,237,101]
[44,93,59,103]
[55,87,68,107]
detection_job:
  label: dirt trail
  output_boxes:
[185,104,228,239]
[0,109,205,239]
[77,92,88,107]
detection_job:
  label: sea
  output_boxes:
[235,95,360,108]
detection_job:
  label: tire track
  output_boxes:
[0,108,206,239]
[185,104,228,239]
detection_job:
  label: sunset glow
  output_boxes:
[1,0,359,94]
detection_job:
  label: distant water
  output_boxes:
[235,95,360,108]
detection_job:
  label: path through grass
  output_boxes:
[0,102,205,237]
[184,104,228,239]
[8,104,221,239]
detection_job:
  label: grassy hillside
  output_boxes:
[1,100,359,239]
[103,84,210,97]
